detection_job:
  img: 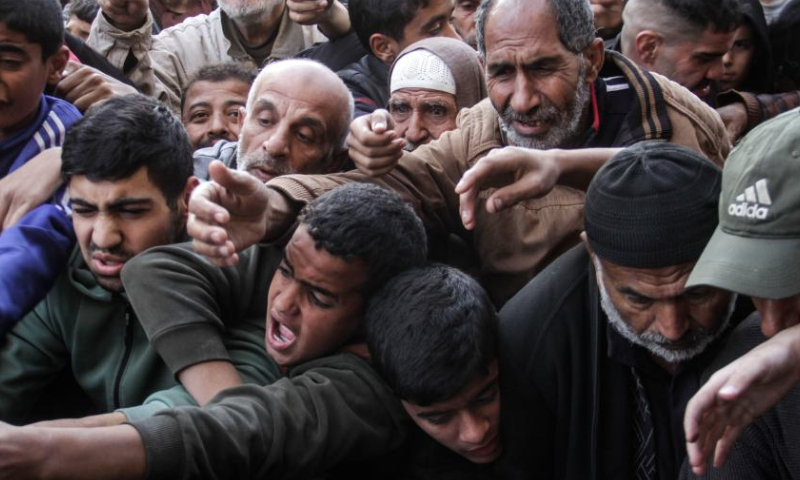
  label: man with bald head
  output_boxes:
[193,59,354,183]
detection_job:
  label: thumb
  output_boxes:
[370,109,393,133]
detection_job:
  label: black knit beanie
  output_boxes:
[584,142,722,269]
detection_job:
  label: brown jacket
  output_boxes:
[270,52,730,305]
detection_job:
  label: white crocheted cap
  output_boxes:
[390,49,457,95]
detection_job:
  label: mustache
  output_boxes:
[501,104,558,126]
[89,243,135,259]
[237,151,293,176]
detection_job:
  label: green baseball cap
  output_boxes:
[687,107,800,299]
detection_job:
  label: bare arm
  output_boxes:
[178,361,243,406]
[0,422,145,480]
[0,148,63,232]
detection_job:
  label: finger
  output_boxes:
[188,186,231,226]
[3,203,31,230]
[0,196,10,232]
[287,0,327,13]
[458,186,478,231]
[55,65,90,97]
[191,238,240,267]
[349,144,404,173]
[369,109,394,134]
[713,424,745,469]
[207,160,262,197]
[485,172,553,213]
[685,370,732,442]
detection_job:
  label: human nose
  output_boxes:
[264,123,290,158]
[722,50,734,68]
[510,74,541,114]
[404,111,430,145]
[706,57,725,81]
[91,214,122,250]
[459,410,491,445]
[654,301,689,341]
[208,111,231,137]
[272,278,301,316]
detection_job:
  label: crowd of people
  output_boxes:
[0,0,799,478]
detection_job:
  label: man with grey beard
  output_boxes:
[498,142,748,480]
[89,0,352,110]
[186,0,731,306]
[193,59,354,183]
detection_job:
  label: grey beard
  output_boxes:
[594,260,737,365]
[499,63,591,150]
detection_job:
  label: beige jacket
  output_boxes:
[269,52,730,305]
[88,8,323,111]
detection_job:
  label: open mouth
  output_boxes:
[267,311,297,351]
[247,166,276,183]
[512,119,549,136]
[90,253,127,277]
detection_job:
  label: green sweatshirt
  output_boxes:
[0,248,176,425]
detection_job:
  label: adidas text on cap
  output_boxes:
[687,107,800,299]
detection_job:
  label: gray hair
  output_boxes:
[476,0,595,57]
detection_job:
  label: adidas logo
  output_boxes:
[728,178,772,220]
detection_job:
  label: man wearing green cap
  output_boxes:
[681,107,800,478]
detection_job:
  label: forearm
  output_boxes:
[0,423,145,480]
[316,1,351,39]
[553,147,621,191]
[179,361,243,406]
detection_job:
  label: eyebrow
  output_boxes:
[71,198,154,210]
[415,378,498,419]
[282,253,339,301]
[616,286,652,301]
[252,99,277,114]
[295,116,325,133]
[0,44,29,56]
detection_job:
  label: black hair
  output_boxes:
[657,0,742,33]
[61,94,193,208]
[367,264,498,406]
[179,62,258,114]
[0,0,64,59]
[349,0,429,52]
[732,0,773,93]
[299,183,427,297]
[69,0,99,23]
[770,0,800,91]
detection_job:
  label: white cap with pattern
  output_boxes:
[390,49,457,95]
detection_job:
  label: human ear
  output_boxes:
[369,33,400,65]
[583,38,606,83]
[46,45,70,84]
[634,31,663,66]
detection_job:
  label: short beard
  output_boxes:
[235,137,336,179]
[499,61,591,150]
[219,0,277,23]
[594,260,737,364]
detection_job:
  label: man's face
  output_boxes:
[402,360,502,464]
[0,23,63,139]
[720,24,756,92]
[590,0,624,36]
[395,0,460,55]
[388,88,458,150]
[594,257,734,366]
[265,225,369,367]
[65,15,92,41]
[651,28,736,101]
[70,167,186,292]
[451,0,479,49]
[236,76,343,183]
[752,294,800,338]
[182,79,250,150]
[483,0,593,150]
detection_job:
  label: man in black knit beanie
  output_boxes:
[497,142,751,480]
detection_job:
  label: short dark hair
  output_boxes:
[367,264,498,405]
[476,0,595,56]
[349,0,429,52]
[299,183,427,296]
[62,94,193,208]
[179,62,258,115]
[621,0,741,45]
[69,0,99,23]
[656,0,741,33]
[0,0,64,59]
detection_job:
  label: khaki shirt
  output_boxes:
[88,8,323,111]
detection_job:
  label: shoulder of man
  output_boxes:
[650,72,732,166]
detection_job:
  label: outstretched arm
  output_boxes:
[0,421,145,480]
[684,323,800,475]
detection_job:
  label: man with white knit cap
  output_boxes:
[388,37,486,150]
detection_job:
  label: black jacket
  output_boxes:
[337,54,389,118]
[497,246,748,480]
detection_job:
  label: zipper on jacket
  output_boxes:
[113,304,134,409]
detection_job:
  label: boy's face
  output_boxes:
[265,225,369,367]
[401,360,502,464]
[70,166,189,292]
[0,23,66,140]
